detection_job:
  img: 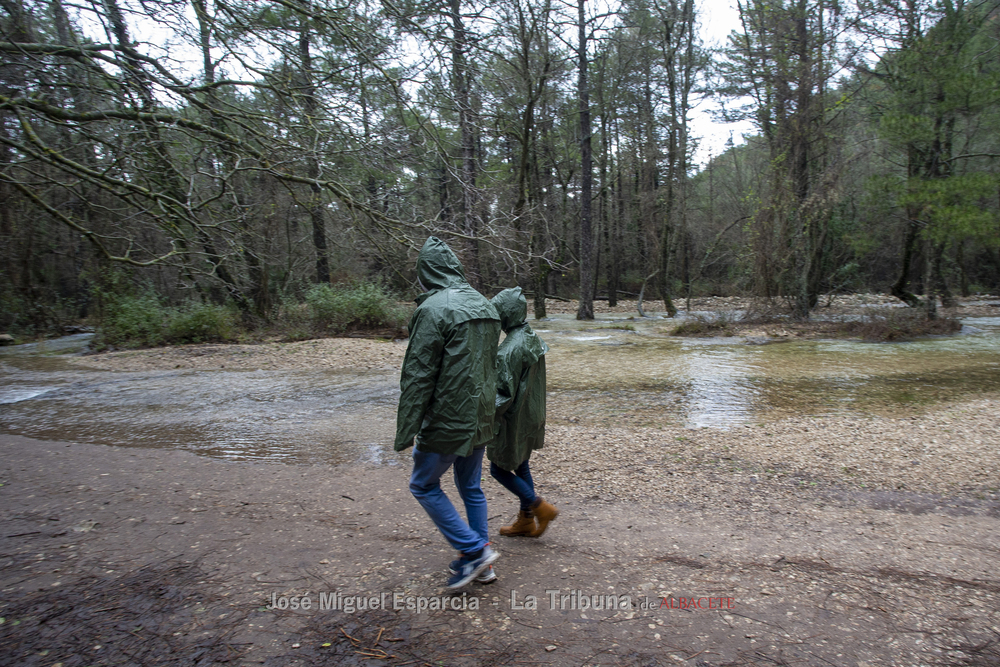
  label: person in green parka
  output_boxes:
[395,237,502,589]
[488,287,559,538]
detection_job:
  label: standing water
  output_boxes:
[538,312,1000,428]
[2,313,999,464]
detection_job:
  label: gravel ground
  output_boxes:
[535,399,1000,505]
[72,336,409,373]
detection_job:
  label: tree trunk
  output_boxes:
[923,236,937,320]
[891,217,922,308]
[637,270,659,318]
[298,11,330,285]
[449,0,481,290]
[192,0,269,316]
[956,240,970,298]
[575,0,594,320]
[597,52,610,306]
[679,0,695,312]
[934,242,956,308]
[608,122,624,308]
[533,258,549,319]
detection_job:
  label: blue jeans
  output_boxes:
[490,459,536,511]
[409,446,488,555]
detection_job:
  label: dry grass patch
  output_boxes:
[841,308,962,341]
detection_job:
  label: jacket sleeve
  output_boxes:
[394,308,443,450]
[494,343,522,419]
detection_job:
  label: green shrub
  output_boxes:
[165,302,238,344]
[98,293,168,348]
[94,278,410,348]
[305,281,408,333]
[98,295,238,348]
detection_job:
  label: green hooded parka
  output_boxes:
[487,287,548,472]
[394,237,501,457]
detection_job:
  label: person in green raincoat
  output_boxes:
[394,237,502,589]
[488,287,559,537]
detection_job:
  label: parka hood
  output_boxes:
[416,236,467,292]
[491,287,528,332]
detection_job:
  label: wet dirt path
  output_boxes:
[1,434,998,666]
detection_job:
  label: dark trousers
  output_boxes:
[490,459,536,511]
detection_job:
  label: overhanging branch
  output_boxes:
[2,177,181,267]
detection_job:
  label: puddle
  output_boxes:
[0,333,95,356]
[1,312,999,463]
[1,346,407,465]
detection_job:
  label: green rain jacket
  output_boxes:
[487,287,549,472]
[394,237,501,457]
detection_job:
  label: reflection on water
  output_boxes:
[0,386,57,404]
[0,337,407,465]
[678,342,758,428]
[1,311,999,463]
[541,313,1000,429]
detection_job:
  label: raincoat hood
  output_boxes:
[416,236,467,293]
[394,236,501,457]
[491,287,529,332]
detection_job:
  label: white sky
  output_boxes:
[80,0,753,172]
[691,0,754,168]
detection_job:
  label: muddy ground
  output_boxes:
[2,295,1000,666]
[2,432,998,667]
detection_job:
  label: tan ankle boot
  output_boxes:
[499,510,536,536]
[529,498,558,537]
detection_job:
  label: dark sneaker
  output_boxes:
[450,560,497,584]
[446,546,499,589]
[449,543,497,579]
[448,558,498,584]
[475,564,497,584]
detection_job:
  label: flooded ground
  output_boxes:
[0,343,400,466]
[543,313,1000,428]
[2,311,999,464]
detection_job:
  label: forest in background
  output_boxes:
[1,0,999,339]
